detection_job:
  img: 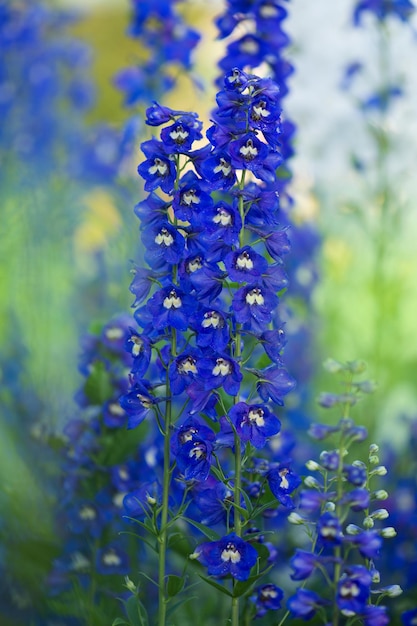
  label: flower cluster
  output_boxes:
[116,68,302,624]
[286,361,401,625]
[115,0,201,107]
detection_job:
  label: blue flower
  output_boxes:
[135,284,196,332]
[137,138,176,193]
[193,533,258,581]
[337,566,372,615]
[224,246,268,283]
[250,583,283,618]
[251,365,296,406]
[95,544,129,575]
[402,608,417,626]
[317,512,343,547]
[290,550,321,581]
[176,438,213,481]
[267,464,301,508]
[191,306,230,351]
[142,221,186,268]
[353,0,414,24]
[287,588,325,620]
[119,383,155,429]
[228,401,281,448]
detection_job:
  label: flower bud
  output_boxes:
[384,585,403,597]
[380,526,397,538]
[346,524,362,535]
[124,576,137,593]
[363,516,374,529]
[371,508,389,520]
[370,466,387,477]
[371,568,380,583]
[369,455,379,465]
[369,444,379,455]
[306,460,320,471]
[287,512,306,525]
[324,502,336,512]
[304,476,320,489]
[372,489,389,501]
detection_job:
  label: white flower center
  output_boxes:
[239,39,259,54]
[261,586,278,599]
[129,335,143,357]
[239,139,258,160]
[321,526,338,538]
[137,394,152,408]
[109,402,125,416]
[79,505,96,521]
[163,290,182,309]
[105,327,124,340]
[149,158,168,176]
[260,4,279,18]
[279,469,289,490]
[180,427,198,444]
[236,251,254,270]
[252,101,271,120]
[103,551,122,567]
[213,358,232,376]
[190,443,205,460]
[202,311,222,329]
[221,543,241,564]
[155,228,174,247]
[182,189,200,206]
[213,208,232,226]
[187,257,203,273]
[169,125,189,143]
[178,357,197,374]
[248,408,265,427]
[71,552,90,571]
[246,288,264,305]
[340,582,360,598]
[214,157,232,176]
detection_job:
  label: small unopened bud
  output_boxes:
[380,526,397,538]
[306,460,320,471]
[346,524,362,535]
[373,489,389,501]
[363,516,374,529]
[371,569,380,584]
[287,512,305,525]
[369,455,379,465]
[369,444,379,455]
[146,494,157,506]
[371,508,389,520]
[384,585,403,597]
[124,576,137,594]
[370,466,387,477]
[304,476,320,489]
[189,550,201,560]
[324,502,336,512]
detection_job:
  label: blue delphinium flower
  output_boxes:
[354,0,415,24]
[114,0,201,106]
[191,533,258,581]
[250,583,284,618]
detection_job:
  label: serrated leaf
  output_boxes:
[166,574,185,597]
[199,575,233,597]
[183,517,220,541]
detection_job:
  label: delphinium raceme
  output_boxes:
[114,0,201,108]
[339,0,415,384]
[45,315,153,626]
[215,0,321,417]
[117,68,299,626]
[283,359,401,626]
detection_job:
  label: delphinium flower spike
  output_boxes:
[285,360,401,626]
[119,69,297,626]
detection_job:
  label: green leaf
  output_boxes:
[183,517,220,541]
[112,619,129,626]
[166,574,185,597]
[83,360,113,405]
[252,542,272,570]
[125,595,149,626]
[232,575,259,598]
[199,575,233,597]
